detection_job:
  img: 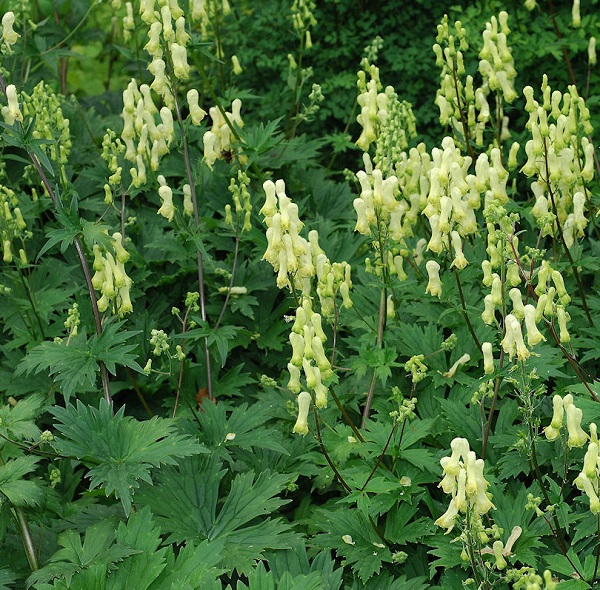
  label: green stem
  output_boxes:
[171,87,214,401]
[453,268,481,350]
[13,505,39,571]
[0,454,39,571]
[361,286,386,427]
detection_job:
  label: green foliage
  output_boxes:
[50,400,206,515]
[1,0,600,588]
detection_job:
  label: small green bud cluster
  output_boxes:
[505,567,557,590]
[150,328,170,356]
[404,354,428,383]
[478,525,522,572]
[287,297,333,409]
[291,0,317,49]
[544,393,587,448]
[1,12,20,53]
[363,35,384,64]
[64,303,80,338]
[203,99,245,169]
[20,81,71,168]
[574,424,600,513]
[521,77,594,247]
[91,233,133,316]
[121,78,174,185]
[480,204,522,327]
[373,88,417,174]
[0,183,30,264]
[226,170,252,232]
[261,179,352,314]
[472,378,495,405]
[435,437,495,533]
[49,467,61,488]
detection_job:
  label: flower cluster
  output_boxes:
[188,0,230,57]
[544,393,587,448]
[121,78,174,187]
[287,297,333,409]
[434,13,516,149]
[291,0,317,49]
[478,12,518,104]
[225,171,252,232]
[355,60,416,159]
[0,184,29,264]
[203,99,245,169]
[261,179,352,314]
[521,77,594,247]
[435,437,495,533]
[574,424,600,513]
[91,233,133,316]
[101,129,126,205]
[140,0,192,106]
[534,260,572,344]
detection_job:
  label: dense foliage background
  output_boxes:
[1,0,600,588]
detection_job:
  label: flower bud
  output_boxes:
[425,260,442,298]
[566,402,587,448]
[443,353,470,378]
[187,89,207,125]
[589,37,597,66]
[523,304,546,346]
[231,54,243,75]
[556,305,571,344]
[293,391,311,435]
[509,288,525,319]
[5,84,22,123]
[287,363,301,393]
[482,342,495,374]
[493,541,507,570]
[157,185,175,221]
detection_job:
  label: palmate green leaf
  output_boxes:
[16,321,143,400]
[16,333,98,400]
[138,454,297,574]
[147,539,224,590]
[0,568,16,590]
[0,455,44,507]
[234,561,325,590]
[0,393,44,443]
[106,507,167,590]
[50,400,206,516]
[346,572,428,590]
[26,520,137,589]
[87,321,143,375]
[312,508,393,582]
[196,401,289,456]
